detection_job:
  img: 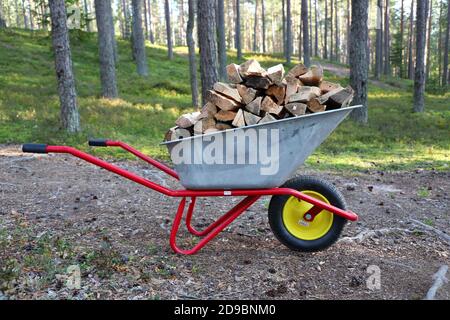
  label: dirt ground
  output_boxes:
[0,145,449,300]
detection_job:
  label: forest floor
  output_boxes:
[0,145,449,300]
[0,29,449,300]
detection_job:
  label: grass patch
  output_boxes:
[0,28,448,171]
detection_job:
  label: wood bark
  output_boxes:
[301,0,310,66]
[408,0,415,79]
[217,0,227,80]
[349,0,369,124]
[197,0,219,104]
[413,0,429,112]
[235,0,242,60]
[131,0,149,76]
[49,0,81,132]
[95,0,118,98]
[164,0,173,59]
[187,0,199,108]
[383,0,391,75]
[442,0,450,86]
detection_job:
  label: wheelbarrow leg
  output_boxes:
[170,196,260,255]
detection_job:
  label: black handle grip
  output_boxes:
[88,139,108,147]
[22,143,48,153]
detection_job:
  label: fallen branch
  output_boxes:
[424,265,448,300]
[410,219,450,246]
[338,227,413,244]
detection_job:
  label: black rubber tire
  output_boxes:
[268,176,347,252]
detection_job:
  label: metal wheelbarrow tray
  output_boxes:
[22,105,362,255]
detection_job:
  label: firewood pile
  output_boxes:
[165,59,354,141]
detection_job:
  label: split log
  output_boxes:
[266,84,286,105]
[320,81,342,94]
[193,117,216,133]
[243,110,261,125]
[317,87,344,104]
[307,98,326,113]
[175,111,200,128]
[284,77,302,104]
[245,96,262,115]
[299,65,323,86]
[216,122,234,131]
[285,102,307,116]
[325,86,354,109]
[214,110,238,122]
[204,128,219,134]
[288,86,321,103]
[232,109,246,127]
[258,113,277,124]
[236,84,258,105]
[239,59,267,77]
[261,96,283,116]
[267,64,285,83]
[226,63,243,84]
[213,82,242,102]
[165,126,192,141]
[245,76,272,90]
[206,90,241,111]
[288,63,308,77]
[199,102,218,119]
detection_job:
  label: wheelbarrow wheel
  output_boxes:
[268,176,347,252]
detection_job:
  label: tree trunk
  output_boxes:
[301,0,310,66]
[235,0,242,60]
[49,0,80,132]
[197,0,219,104]
[346,0,350,64]
[442,0,450,86]
[28,0,34,30]
[324,0,328,59]
[83,0,91,32]
[413,0,429,112]
[426,0,432,81]
[121,0,131,39]
[187,0,199,108]
[253,0,258,52]
[309,0,312,56]
[94,0,118,98]
[147,0,154,43]
[286,0,292,63]
[349,0,368,124]
[143,0,149,40]
[437,0,443,84]
[179,0,185,46]
[22,0,29,29]
[314,0,318,57]
[0,0,7,28]
[164,0,173,60]
[335,0,339,62]
[375,0,383,79]
[399,0,404,77]
[261,0,266,53]
[217,0,227,80]
[383,0,391,75]
[108,2,118,63]
[408,0,415,79]
[131,0,148,75]
[282,0,286,59]
[330,0,334,60]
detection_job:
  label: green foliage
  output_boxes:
[0,29,449,172]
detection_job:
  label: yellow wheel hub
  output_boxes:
[282,190,333,240]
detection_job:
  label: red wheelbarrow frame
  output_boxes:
[22,140,358,255]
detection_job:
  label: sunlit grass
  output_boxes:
[0,28,449,171]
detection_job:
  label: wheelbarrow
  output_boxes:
[22,105,362,255]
